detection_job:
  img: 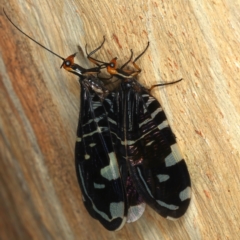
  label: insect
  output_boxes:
[87,42,192,220]
[5,7,191,230]
[4,9,127,231]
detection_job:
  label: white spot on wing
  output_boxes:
[76,137,81,142]
[121,139,136,145]
[139,118,151,128]
[127,203,146,223]
[89,143,96,147]
[82,130,98,138]
[110,202,124,218]
[179,187,191,201]
[150,107,163,119]
[157,174,170,182]
[94,183,105,189]
[84,154,90,160]
[100,152,119,180]
[157,200,179,210]
[165,143,183,167]
[157,120,169,130]
[78,165,125,223]
[165,153,176,167]
[146,140,154,146]
[145,96,155,107]
[97,127,102,133]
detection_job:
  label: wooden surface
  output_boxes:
[1,0,240,239]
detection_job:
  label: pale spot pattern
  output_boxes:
[165,143,182,167]
[157,120,169,130]
[157,174,170,182]
[157,200,179,210]
[179,187,191,201]
[100,152,119,180]
[94,183,105,189]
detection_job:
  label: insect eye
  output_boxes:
[110,63,115,68]
[65,60,71,66]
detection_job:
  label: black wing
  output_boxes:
[104,88,146,223]
[75,77,127,230]
[116,80,191,219]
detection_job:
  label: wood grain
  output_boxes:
[1,0,240,239]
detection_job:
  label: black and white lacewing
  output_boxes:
[4,10,127,231]
[49,51,129,230]
[88,42,191,221]
[5,8,191,230]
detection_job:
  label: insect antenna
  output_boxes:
[3,8,106,76]
[132,42,150,64]
[120,49,133,69]
[86,36,107,66]
[149,78,183,91]
[3,8,65,61]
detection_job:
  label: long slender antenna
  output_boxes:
[149,78,183,91]
[86,36,105,57]
[133,42,150,63]
[3,8,65,61]
[86,37,108,65]
[120,49,133,69]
